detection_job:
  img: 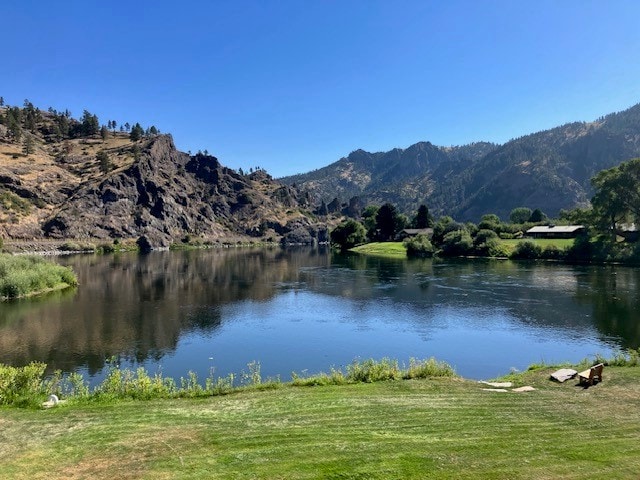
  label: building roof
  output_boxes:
[401,228,434,235]
[526,225,585,234]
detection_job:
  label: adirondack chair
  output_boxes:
[577,363,604,386]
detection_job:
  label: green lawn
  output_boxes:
[2,366,640,479]
[499,237,575,250]
[350,242,407,258]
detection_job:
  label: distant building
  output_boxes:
[397,228,434,240]
[616,223,639,242]
[525,225,585,239]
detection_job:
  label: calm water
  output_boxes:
[0,248,638,382]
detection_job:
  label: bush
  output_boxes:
[485,238,511,258]
[540,244,565,260]
[404,234,434,258]
[440,230,473,257]
[403,358,456,379]
[510,241,543,260]
[330,220,367,251]
[346,358,402,383]
[0,362,47,407]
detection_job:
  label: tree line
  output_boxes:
[0,98,160,145]
[329,157,640,265]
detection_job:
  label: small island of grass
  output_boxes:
[0,254,78,300]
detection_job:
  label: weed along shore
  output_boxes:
[0,253,78,300]
[1,356,640,478]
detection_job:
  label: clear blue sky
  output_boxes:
[3,1,640,177]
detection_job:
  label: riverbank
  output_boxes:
[2,364,639,479]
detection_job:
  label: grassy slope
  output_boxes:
[2,366,640,479]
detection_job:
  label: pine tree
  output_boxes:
[100,125,109,141]
[129,122,144,141]
[81,110,100,136]
[23,135,35,156]
[97,150,111,173]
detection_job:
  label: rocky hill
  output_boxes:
[0,105,327,247]
[282,103,640,221]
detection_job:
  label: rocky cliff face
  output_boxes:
[42,135,327,246]
[0,124,326,246]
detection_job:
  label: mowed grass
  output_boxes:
[351,242,407,258]
[499,237,575,252]
[2,366,640,479]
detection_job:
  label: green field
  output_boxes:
[2,365,640,479]
[350,242,408,258]
[499,237,575,250]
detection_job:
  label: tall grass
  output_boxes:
[0,254,78,299]
[0,358,456,408]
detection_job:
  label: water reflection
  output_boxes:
[0,248,638,380]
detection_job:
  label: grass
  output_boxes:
[350,242,407,258]
[351,239,576,260]
[1,359,640,478]
[499,237,575,253]
[0,254,78,299]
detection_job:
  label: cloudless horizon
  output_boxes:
[3,1,640,177]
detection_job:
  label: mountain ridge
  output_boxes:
[281,103,640,221]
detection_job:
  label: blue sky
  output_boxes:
[3,1,640,177]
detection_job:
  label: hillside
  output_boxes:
[282,103,640,221]
[0,105,326,247]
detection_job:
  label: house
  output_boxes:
[397,228,434,240]
[525,225,585,239]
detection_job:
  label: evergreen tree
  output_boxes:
[375,203,403,241]
[411,204,432,228]
[80,109,100,136]
[97,150,111,173]
[23,135,35,155]
[0,96,4,106]
[6,107,22,141]
[100,125,109,141]
[129,122,144,141]
[528,208,547,223]
[124,122,130,132]
[56,113,70,139]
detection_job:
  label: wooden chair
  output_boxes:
[577,363,604,386]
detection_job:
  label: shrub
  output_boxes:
[404,234,434,258]
[0,362,47,407]
[541,244,565,260]
[510,241,542,260]
[473,229,499,247]
[346,358,402,383]
[440,230,473,257]
[330,220,367,251]
[485,238,511,258]
[403,358,456,379]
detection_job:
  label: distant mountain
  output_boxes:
[281,103,640,221]
[0,106,326,247]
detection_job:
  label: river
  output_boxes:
[0,248,638,382]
